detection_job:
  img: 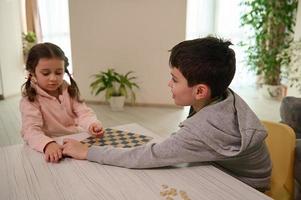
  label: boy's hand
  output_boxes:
[88,122,105,137]
[44,142,63,163]
[62,138,88,160]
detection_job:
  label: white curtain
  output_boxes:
[186,0,256,88]
[37,0,72,73]
[186,0,216,39]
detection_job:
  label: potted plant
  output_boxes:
[90,68,139,111]
[278,40,301,93]
[22,31,37,61]
[240,0,298,100]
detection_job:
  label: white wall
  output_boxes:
[69,0,186,105]
[294,0,301,41]
[0,0,25,98]
[288,0,301,97]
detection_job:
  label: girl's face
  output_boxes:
[168,67,195,106]
[33,58,65,96]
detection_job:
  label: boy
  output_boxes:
[62,36,272,191]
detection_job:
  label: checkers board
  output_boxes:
[81,128,153,148]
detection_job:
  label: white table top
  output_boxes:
[0,123,271,200]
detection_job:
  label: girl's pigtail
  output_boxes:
[65,69,82,102]
[21,74,37,102]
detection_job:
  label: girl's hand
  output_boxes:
[44,142,63,163]
[62,138,88,160]
[88,122,105,137]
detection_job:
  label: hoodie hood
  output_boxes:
[181,89,267,157]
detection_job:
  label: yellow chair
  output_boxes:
[262,120,296,200]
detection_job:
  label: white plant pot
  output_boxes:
[259,84,287,100]
[109,96,125,111]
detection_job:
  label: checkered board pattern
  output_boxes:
[81,128,153,148]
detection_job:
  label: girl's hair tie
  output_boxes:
[27,73,32,79]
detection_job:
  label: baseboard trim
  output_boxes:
[86,100,182,109]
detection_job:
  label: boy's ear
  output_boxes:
[193,84,211,100]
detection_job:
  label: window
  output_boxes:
[186,0,256,88]
[38,0,72,74]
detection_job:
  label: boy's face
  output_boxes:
[168,67,195,106]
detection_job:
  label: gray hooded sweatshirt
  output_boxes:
[87,89,272,190]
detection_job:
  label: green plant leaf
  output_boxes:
[90,68,139,102]
[240,0,298,85]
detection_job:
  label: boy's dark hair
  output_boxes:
[21,42,82,102]
[169,36,236,98]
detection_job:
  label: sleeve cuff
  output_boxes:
[43,141,56,153]
[34,137,54,153]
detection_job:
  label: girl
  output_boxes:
[20,42,104,163]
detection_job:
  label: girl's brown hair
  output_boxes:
[21,42,82,102]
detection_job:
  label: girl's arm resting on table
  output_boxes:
[20,98,54,152]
